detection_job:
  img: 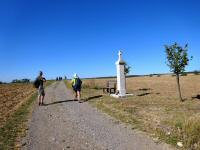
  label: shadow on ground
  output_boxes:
[44,99,75,106]
[138,88,152,91]
[192,94,200,100]
[83,95,103,102]
[137,93,151,96]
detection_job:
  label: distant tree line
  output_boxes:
[0,81,4,84]
[193,70,200,75]
[12,78,30,83]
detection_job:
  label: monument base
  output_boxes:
[110,93,134,98]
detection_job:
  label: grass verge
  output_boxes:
[0,93,37,149]
[63,80,72,89]
[0,80,55,150]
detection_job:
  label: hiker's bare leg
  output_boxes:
[38,95,41,105]
[77,91,81,101]
[41,95,45,104]
[74,92,78,100]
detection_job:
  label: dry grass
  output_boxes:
[82,79,112,89]
[83,74,200,149]
[126,74,200,100]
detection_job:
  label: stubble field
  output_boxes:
[82,74,200,149]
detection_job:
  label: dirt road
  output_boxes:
[22,81,173,150]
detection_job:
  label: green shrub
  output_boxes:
[194,70,199,75]
[181,72,187,76]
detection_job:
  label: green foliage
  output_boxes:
[124,62,131,75]
[164,43,192,101]
[12,79,30,83]
[164,43,192,75]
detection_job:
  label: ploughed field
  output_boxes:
[82,74,200,149]
[0,83,35,127]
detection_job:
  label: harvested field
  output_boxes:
[82,74,200,149]
[0,80,54,149]
[126,74,200,100]
[0,83,35,127]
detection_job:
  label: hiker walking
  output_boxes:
[35,71,46,106]
[71,73,82,102]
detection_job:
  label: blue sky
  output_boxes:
[0,0,200,82]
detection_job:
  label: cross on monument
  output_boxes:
[118,50,122,61]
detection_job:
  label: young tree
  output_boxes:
[164,42,192,101]
[124,62,131,75]
[124,62,131,89]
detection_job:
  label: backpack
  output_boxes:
[74,78,82,89]
[33,78,40,88]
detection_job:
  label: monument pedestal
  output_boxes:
[110,93,134,98]
[111,51,133,99]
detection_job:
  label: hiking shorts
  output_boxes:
[73,87,81,92]
[38,87,45,96]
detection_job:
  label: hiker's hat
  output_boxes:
[39,71,43,76]
[74,73,78,78]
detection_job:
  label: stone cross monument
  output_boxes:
[116,51,126,97]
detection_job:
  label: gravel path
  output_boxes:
[22,81,174,150]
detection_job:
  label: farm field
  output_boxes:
[0,83,35,127]
[82,74,200,149]
[0,81,54,128]
[0,80,55,149]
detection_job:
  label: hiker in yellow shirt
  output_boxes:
[71,73,82,103]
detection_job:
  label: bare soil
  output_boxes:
[0,83,35,127]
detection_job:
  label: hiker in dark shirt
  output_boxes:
[38,71,46,105]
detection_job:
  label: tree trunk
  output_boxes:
[176,74,183,102]
[125,76,126,90]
